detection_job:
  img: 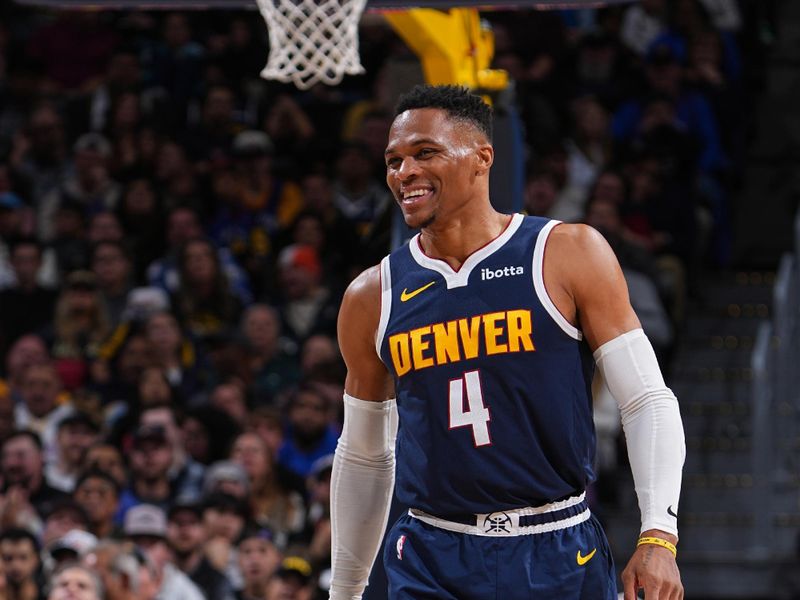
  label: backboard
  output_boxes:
[13,0,635,9]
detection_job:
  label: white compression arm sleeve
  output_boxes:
[329,394,396,600]
[594,329,685,536]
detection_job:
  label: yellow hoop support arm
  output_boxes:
[383,8,508,91]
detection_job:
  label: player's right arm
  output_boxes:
[338,265,395,401]
[329,265,396,600]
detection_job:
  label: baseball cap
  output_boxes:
[232,130,274,158]
[277,555,312,584]
[203,460,250,496]
[123,504,167,538]
[73,132,112,157]
[121,287,170,322]
[278,244,321,279]
[57,411,100,433]
[49,529,98,559]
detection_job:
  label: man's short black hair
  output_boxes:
[75,468,121,498]
[0,527,41,552]
[394,85,493,141]
[2,430,43,453]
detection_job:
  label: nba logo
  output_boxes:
[396,535,406,560]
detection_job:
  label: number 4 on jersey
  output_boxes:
[448,370,491,447]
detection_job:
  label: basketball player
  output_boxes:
[330,85,685,599]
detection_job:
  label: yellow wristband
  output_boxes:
[637,536,677,558]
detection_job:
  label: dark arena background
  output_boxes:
[0,0,797,598]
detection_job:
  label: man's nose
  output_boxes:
[397,157,420,180]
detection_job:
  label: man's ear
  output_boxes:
[475,144,494,175]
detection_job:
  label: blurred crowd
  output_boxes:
[0,0,772,598]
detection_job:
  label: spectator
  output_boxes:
[1,431,69,530]
[122,503,204,600]
[303,455,332,568]
[201,492,249,591]
[240,304,301,405]
[117,425,174,519]
[2,335,50,403]
[10,103,69,207]
[48,271,110,391]
[73,469,121,541]
[181,407,241,466]
[48,530,98,570]
[298,334,339,378]
[136,368,176,410]
[0,528,44,600]
[210,380,249,428]
[0,238,57,361]
[202,461,250,499]
[14,363,73,461]
[143,311,206,403]
[275,245,338,344]
[38,133,122,243]
[45,412,100,493]
[247,407,285,463]
[87,212,124,245]
[266,557,313,600]
[331,141,391,241]
[115,178,166,280]
[167,500,235,600]
[172,238,243,342]
[81,444,127,490]
[138,404,205,502]
[146,206,251,305]
[277,385,338,480]
[230,433,305,550]
[101,543,160,600]
[90,241,134,328]
[47,563,103,600]
[236,526,283,600]
[41,499,90,550]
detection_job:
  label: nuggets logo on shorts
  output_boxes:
[483,512,512,534]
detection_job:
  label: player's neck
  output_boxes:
[419,204,511,270]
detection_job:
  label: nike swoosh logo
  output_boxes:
[400,281,436,302]
[668,505,678,518]
[576,548,596,566]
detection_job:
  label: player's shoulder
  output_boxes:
[544,223,619,282]
[547,221,612,257]
[341,262,383,320]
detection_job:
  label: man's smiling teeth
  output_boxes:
[403,189,430,199]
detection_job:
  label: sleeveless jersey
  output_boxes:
[377,214,597,516]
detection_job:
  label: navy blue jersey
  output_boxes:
[377,214,597,516]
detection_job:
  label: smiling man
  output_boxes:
[330,85,686,600]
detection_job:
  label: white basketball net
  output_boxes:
[255,0,368,90]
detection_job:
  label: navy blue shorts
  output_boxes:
[383,512,616,599]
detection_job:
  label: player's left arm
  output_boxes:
[545,223,685,600]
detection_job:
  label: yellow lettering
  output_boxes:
[389,333,412,376]
[507,309,535,352]
[410,326,434,370]
[432,321,461,365]
[483,312,508,355]
[459,316,481,359]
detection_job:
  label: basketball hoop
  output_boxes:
[255,0,368,90]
